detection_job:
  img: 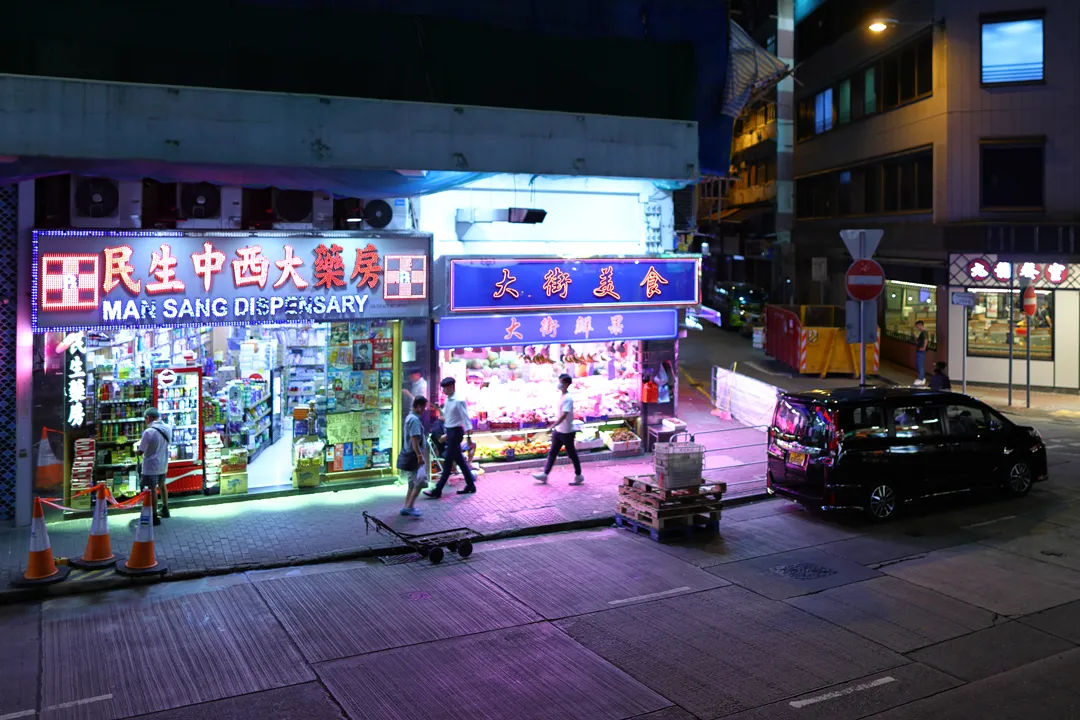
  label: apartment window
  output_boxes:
[864,67,878,115]
[864,165,882,214]
[838,171,852,215]
[837,79,852,124]
[981,15,1044,84]
[797,99,815,141]
[880,31,933,110]
[981,140,1044,210]
[814,88,834,134]
[796,174,835,218]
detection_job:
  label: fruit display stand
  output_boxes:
[472,420,634,463]
[601,427,642,454]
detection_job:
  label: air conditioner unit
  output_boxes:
[362,198,411,231]
[273,189,333,230]
[176,183,242,229]
[70,177,143,228]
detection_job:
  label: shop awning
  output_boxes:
[0,73,699,194]
[721,206,770,223]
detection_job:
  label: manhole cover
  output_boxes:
[771,561,837,581]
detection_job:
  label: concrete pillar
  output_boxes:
[774,0,796,303]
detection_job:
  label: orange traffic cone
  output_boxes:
[115,492,168,577]
[11,498,70,587]
[70,486,116,569]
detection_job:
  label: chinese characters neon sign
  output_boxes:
[449,257,700,312]
[435,309,678,349]
[964,257,1070,287]
[32,231,430,332]
[64,332,87,430]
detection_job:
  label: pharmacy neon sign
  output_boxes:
[31,231,431,332]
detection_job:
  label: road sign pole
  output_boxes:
[962,305,968,395]
[859,234,866,387]
[1008,267,1014,407]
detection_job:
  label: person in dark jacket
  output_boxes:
[929,361,952,391]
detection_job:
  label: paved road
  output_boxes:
[3,468,1080,720]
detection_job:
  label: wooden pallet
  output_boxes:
[615,513,720,542]
[622,475,727,498]
[617,493,722,519]
[616,501,722,528]
[618,485,724,510]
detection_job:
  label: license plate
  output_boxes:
[786,451,807,468]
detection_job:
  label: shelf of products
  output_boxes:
[440,341,641,431]
[225,379,272,460]
[94,376,153,495]
[155,368,203,462]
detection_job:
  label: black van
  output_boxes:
[766,387,1048,520]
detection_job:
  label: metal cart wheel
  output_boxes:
[447,541,459,552]
[417,547,430,558]
[428,547,445,564]
[457,540,473,558]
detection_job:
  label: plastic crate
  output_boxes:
[653,440,705,489]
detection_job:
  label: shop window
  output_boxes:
[981,141,1045,210]
[893,406,945,438]
[814,88,834,134]
[884,280,938,350]
[967,290,1054,361]
[837,79,851,125]
[981,16,1044,84]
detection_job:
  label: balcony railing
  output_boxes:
[731,181,777,206]
[731,118,777,154]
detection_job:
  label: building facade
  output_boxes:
[791,0,1079,381]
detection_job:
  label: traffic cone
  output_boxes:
[35,427,63,494]
[70,486,116,569]
[115,492,168,577]
[11,498,70,587]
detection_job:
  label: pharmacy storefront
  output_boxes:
[32,230,430,512]
[432,256,699,465]
[947,254,1079,390]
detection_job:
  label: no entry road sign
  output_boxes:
[846,259,885,302]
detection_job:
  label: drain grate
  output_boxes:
[770,561,838,581]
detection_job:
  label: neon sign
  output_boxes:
[64,332,87,430]
[31,231,431,332]
[965,258,1071,287]
[435,309,678,349]
[448,257,700,312]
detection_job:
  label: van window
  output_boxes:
[945,404,989,436]
[839,406,889,440]
[773,399,834,447]
[893,406,945,438]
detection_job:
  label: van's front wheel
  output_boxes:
[867,483,899,521]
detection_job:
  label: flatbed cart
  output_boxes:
[362,511,479,564]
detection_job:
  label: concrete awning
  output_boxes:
[0,73,699,190]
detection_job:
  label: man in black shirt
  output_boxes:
[913,320,928,386]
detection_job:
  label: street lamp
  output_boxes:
[868,18,898,32]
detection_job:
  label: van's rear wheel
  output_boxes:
[867,483,898,521]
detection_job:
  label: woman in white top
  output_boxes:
[533,373,584,485]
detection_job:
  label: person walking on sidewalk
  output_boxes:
[425,377,477,498]
[533,373,585,485]
[134,407,173,525]
[913,320,929,386]
[399,396,429,517]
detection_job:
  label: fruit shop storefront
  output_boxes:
[432,256,700,466]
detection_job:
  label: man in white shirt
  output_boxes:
[533,373,585,485]
[134,407,174,525]
[425,377,478,498]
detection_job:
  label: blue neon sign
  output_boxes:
[435,309,678,349]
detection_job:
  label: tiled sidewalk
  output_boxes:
[0,450,765,598]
